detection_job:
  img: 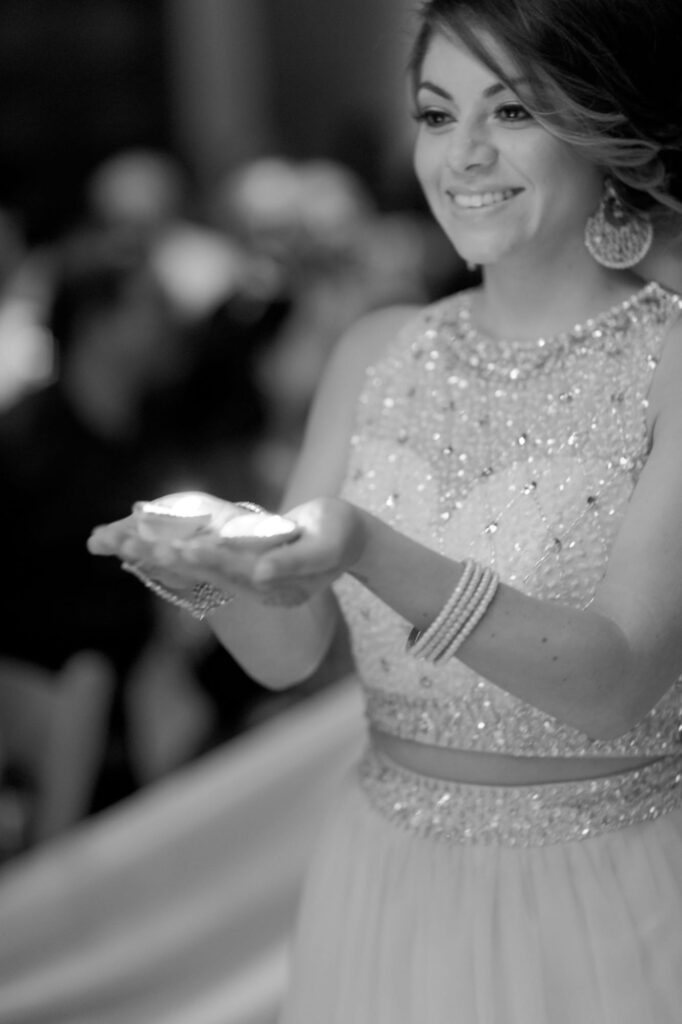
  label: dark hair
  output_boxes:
[410,0,682,227]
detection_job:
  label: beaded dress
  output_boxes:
[280,282,682,1024]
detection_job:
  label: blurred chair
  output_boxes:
[0,651,115,854]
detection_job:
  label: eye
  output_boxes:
[411,106,454,131]
[495,103,532,124]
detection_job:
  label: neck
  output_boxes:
[473,239,642,340]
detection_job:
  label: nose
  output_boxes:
[446,122,496,175]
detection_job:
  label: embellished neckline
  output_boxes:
[436,280,669,382]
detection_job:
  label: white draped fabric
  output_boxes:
[0,679,364,1024]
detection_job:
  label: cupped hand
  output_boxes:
[88,496,367,607]
[87,498,253,594]
[197,496,367,605]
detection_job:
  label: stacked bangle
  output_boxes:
[406,558,499,662]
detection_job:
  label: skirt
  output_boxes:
[279,747,682,1024]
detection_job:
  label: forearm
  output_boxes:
[351,509,648,738]
[207,588,340,689]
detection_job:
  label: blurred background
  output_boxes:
[0,4,475,1021]
[0,0,471,862]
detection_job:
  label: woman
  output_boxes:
[89,0,682,1019]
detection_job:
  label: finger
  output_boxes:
[87,531,115,555]
[88,528,131,556]
[88,516,139,555]
[120,536,149,563]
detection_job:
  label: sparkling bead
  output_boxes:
[334,281,682,771]
[359,747,682,846]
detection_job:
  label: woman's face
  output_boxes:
[413,30,603,267]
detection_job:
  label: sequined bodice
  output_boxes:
[335,281,682,758]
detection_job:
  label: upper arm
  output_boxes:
[280,305,419,510]
[591,317,682,702]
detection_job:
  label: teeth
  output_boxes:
[452,189,517,209]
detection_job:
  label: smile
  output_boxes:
[448,189,522,210]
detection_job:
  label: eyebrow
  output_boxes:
[417,77,528,100]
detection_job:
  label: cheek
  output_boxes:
[413,136,439,191]
[412,142,427,190]
[532,140,601,215]
[536,167,599,233]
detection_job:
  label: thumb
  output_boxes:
[252,542,305,582]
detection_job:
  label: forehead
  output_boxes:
[418,28,521,95]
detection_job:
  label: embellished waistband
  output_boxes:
[358,745,682,847]
[364,687,682,759]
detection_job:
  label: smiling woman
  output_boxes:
[411,33,605,268]
[409,0,682,216]
[88,0,682,1020]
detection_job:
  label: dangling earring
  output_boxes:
[584,179,653,269]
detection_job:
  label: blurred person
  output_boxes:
[175,285,292,508]
[0,205,53,410]
[218,157,456,496]
[91,0,682,1019]
[0,239,204,811]
[87,148,245,322]
[0,233,318,801]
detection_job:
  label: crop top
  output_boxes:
[334,281,682,759]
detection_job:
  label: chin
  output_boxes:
[435,221,507,265]
[451,240,509,267]
[451,227,533,267]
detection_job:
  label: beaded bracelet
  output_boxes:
[407,559,480,659]
[122,562,234,621]
[420,562,487,661]
[406,558,499,663]
[435,567,499,661]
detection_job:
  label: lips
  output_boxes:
[448,188,523,209]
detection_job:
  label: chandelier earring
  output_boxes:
[584,179,653,269]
